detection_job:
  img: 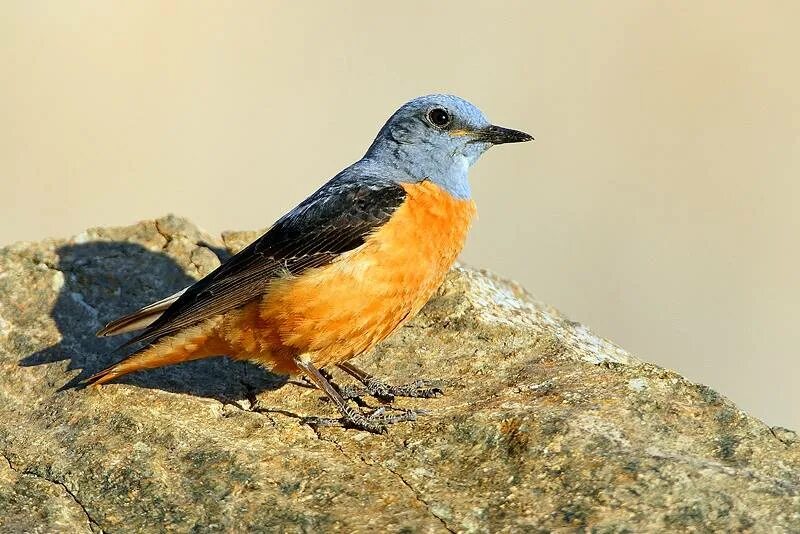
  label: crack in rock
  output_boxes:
[310,433,455,533]
[2,453,103,533]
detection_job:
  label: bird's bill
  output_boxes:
[478,125,534,144]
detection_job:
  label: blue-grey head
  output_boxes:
[363,94,533,199]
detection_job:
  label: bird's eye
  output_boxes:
[427,108,451,128]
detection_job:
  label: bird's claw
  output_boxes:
[385,379,444,399]
[339,378,444,402]
[302,406,424,434]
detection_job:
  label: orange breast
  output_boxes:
[220,180,476,372]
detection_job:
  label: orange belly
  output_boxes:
[218,180,476,373]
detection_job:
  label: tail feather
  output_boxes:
[86,317,225,386]
[96,288,187,337]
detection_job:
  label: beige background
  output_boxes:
[2,2,798,428]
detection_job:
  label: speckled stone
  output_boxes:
[1,216,798,532]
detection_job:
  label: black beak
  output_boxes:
[480,125,534,145]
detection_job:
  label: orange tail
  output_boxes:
[86,318,227,386]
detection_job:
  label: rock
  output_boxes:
[1,215,798,533]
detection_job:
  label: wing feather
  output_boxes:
[101,178,407,348]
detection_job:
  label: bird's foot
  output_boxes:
[338,378,444,403]
[303,406,425,434]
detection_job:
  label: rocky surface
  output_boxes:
[0,215,798,532]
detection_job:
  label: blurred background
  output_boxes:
[2,2,798,428]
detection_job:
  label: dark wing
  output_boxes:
[112,178,407,348]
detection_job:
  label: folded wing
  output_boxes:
[98,178,407,348]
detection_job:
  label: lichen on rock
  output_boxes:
[0,216,798,532]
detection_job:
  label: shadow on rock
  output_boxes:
[19,240,287,402]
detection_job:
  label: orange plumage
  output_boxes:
[89,181,475,384]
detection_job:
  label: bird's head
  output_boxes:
[365,94,533,198]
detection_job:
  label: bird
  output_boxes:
[87,94,533,433]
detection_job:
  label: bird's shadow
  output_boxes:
[19,240,288,403]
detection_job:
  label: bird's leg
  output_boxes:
[336,361,443,403]
[293,356,418,434]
